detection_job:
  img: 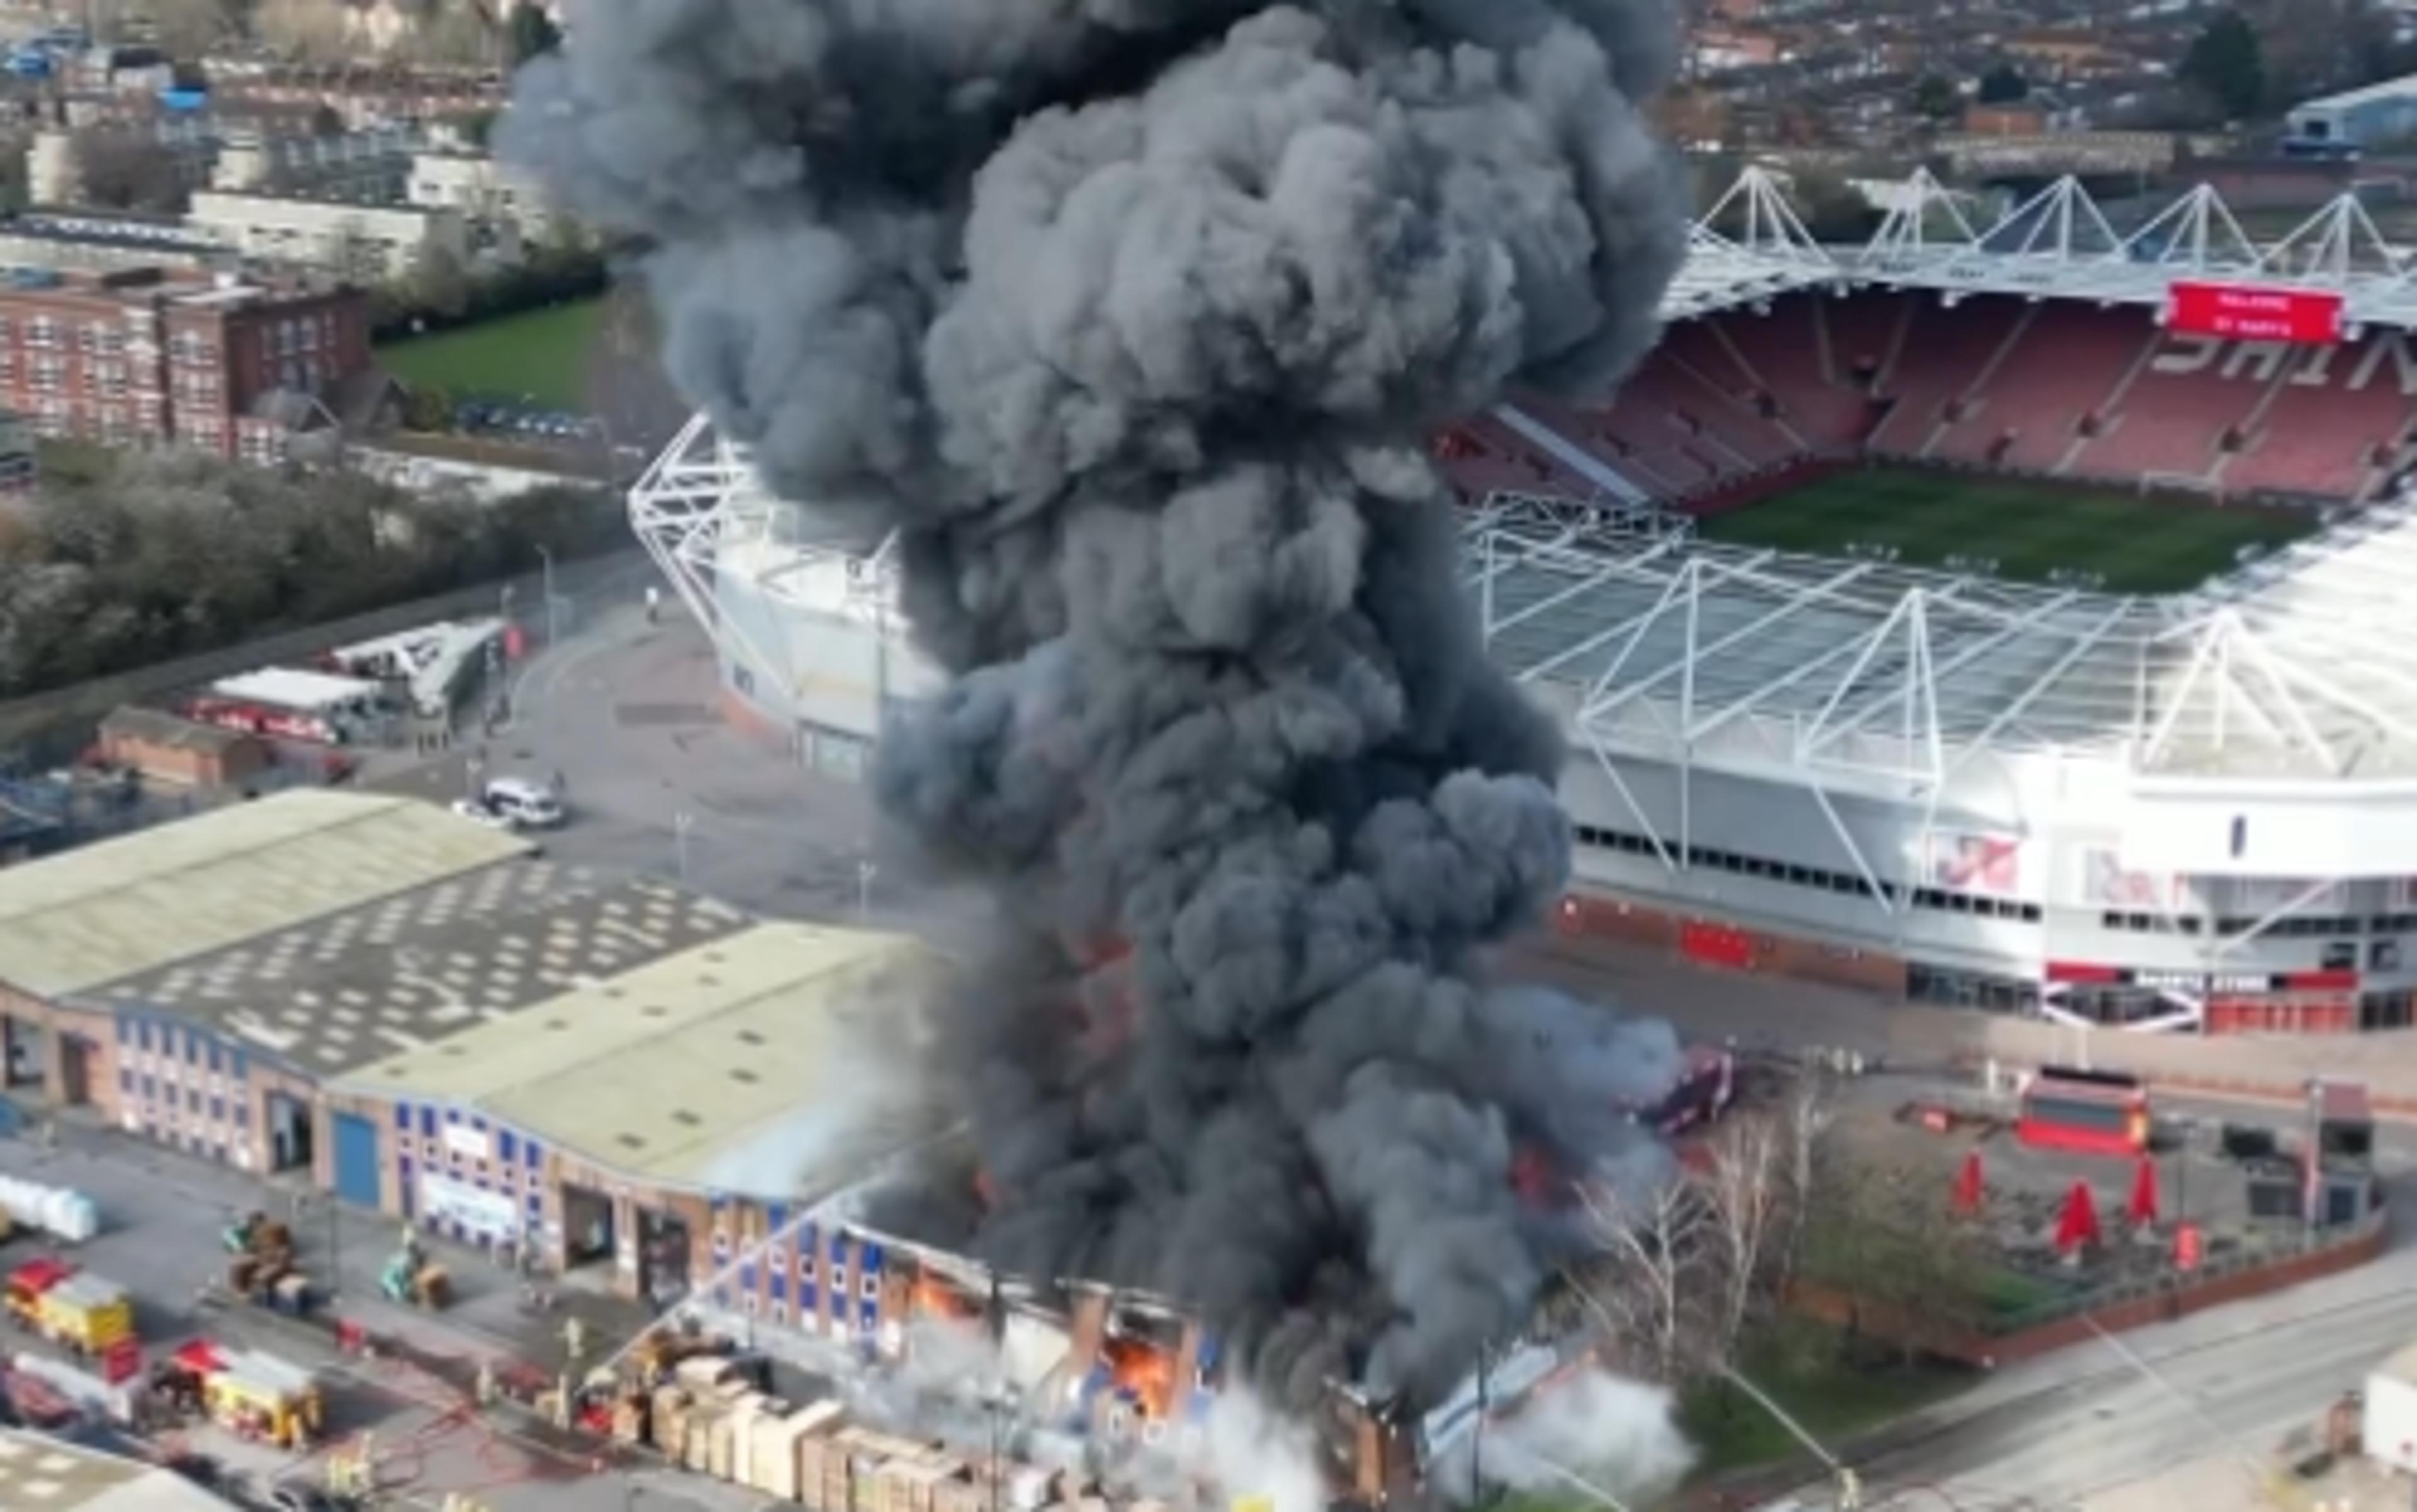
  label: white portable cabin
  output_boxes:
[208,667,386,718]
[2367,1338,2417,1470]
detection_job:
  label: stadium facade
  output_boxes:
[632,167,2417,1039]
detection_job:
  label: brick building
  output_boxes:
[0,266,376,462]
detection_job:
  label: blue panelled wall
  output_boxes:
[706,1194,892,1346]
[111,1009,254,1166]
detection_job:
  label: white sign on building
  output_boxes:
[420,1171,518,1244]
[441,1121,492,1163]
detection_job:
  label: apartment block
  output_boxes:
[0,267,373,463]
[407,149,553,251]
[186,189,471,283]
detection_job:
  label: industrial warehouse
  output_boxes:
[0,789,1489,1501]
[0,792,913,1305]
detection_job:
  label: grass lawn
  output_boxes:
[1695,465,2318,594]
[375,296,606,410]
[1677,1319,1972,1475]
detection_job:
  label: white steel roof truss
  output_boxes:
[1582,558,1875,723]
[1942,599,2143,779]
[1815,588,2085,750]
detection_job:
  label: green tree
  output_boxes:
[1911,74,1961,122]
[410,245,475,324]
[509,2,561,64]
[401,383,455,432]
[2180,9,2266,121]
[1977,63,2028,104]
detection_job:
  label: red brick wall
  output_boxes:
[1556,886,1907,996]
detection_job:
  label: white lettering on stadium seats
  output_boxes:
[2149,330,2417,395]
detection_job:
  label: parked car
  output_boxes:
[481,777,565,829]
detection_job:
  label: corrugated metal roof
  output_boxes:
[0,1427,239,1510]
[342,920,942,1190]
[0,791,531,999]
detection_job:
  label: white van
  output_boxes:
[481,777,565,829]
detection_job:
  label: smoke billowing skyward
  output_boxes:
[509,0,1686,1414]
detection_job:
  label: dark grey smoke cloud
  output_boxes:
[509,0,1686,1412]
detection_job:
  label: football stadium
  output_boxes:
[632,166,2417,1039]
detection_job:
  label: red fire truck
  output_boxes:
[1645,1044,1738,1137]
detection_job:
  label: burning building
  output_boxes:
[509,0,1687,1474]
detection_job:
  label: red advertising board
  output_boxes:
[2167,279,2343,343]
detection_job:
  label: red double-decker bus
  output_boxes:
[2017,1066,2149,1157]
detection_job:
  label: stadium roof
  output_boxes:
[0,792,531,1000]
[641,162,2417,794]
[1680,164,2417,331]
[1463,491,2417,791]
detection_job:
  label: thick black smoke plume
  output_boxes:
[508,0,1687,1412]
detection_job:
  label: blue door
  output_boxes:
[332,1112,381,1209]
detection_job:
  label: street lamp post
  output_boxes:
[536,545,559,648]
[675,812,694,883]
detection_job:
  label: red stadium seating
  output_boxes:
[2221,332,2416,500]
[1446,290,2408,509]
[1929,301,2142,471]
[1706,294,1877,448]
[1865,296,2031,456]
[2065,329,2268,485]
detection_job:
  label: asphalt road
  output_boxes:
[1798,1221,2417,1511]
[369,598,983,934]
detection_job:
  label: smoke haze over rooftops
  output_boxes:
[507,0,1687,1414]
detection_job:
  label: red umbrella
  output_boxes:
[2126,1156,2160,1228]
[1952,1150,1985,1216]
[2054,1178,2101,1255]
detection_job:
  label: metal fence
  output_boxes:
[1984,1210,2388,1338]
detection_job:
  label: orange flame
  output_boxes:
[1102,1336,1175,1420]
[1510,1146,1562,1207]
[913,1278,981,1322]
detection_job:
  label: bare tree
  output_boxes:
[1577,1176,1713,1382]
[1777,1071,1835,1278]
[252,0,352,62]
[1697,1113,1784,1363]
[76,135,191,216]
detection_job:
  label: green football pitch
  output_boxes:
[1692,466,2318,594]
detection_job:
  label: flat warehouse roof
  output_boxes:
[346,920,943,1190]
[91,865,746,1076]
[0,791,531,999]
